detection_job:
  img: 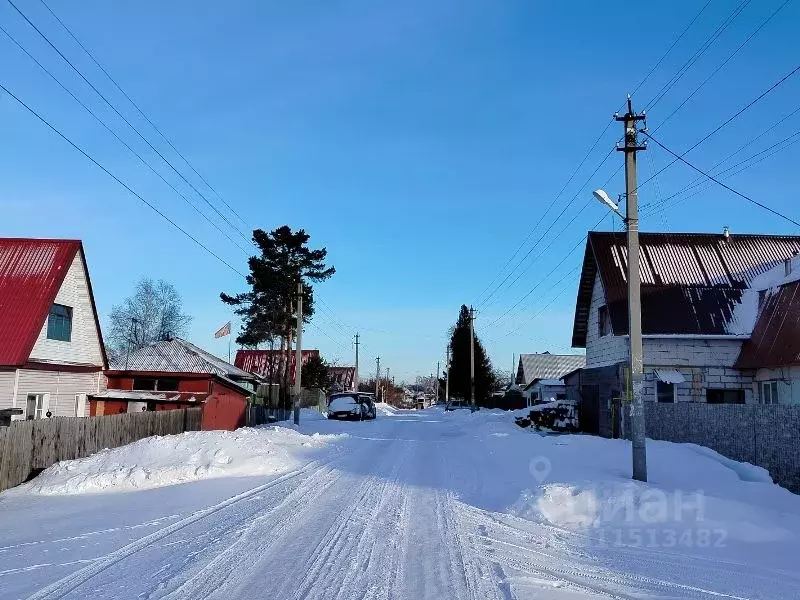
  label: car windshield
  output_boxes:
[328,396,359,412]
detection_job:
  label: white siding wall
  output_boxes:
[0,370,16,410]
[13,369,102,418]
[29,250,104,367]
[585,273,628,367]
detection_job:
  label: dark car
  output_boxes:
[327,392,377,420]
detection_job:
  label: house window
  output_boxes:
[156,378,180,392]
[656,381,676,403]
[706,389,745,404]
[598,305,611,337]
[133,377,156,391]
[26,393,45,419]
[760,381,779,405]
[46,304,72,342]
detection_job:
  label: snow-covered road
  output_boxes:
[3,407,800,599]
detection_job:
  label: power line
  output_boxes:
[38,0,250,228]
[646,0,753,111]
[630,0,714,99]
[0,23,252,256]
[5,0,252,246]
[637,64,800,191]
[0,80,248,277]
[475,2,723,309]
[477,145,618,310]
[653,0,793,133]
[642,131,800,228]
[645,125,800,214]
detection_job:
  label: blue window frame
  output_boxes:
[46,304,72,342]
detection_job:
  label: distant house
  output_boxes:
[522,378,567,407]
[328,366,356,391]
[235,349,319,385]
[0,238,107,420]
[515,352,585,386]
[571,231,800,436]
[94,338,257,431]
[735,255,800,405]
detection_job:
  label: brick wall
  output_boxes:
[641,366,755,404]
[586,274,629,368]
[625,403,800,493]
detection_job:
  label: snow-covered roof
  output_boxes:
[573,232,800,347]
[516,353,585,385]
[110,338,253,381]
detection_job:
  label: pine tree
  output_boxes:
[221,226,335,402]
[447,305,495,405]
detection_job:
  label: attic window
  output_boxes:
[598,305,611,337]
[46,304,72,342]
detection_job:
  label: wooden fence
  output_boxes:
[0,408,202,493]
[245,405,292,426]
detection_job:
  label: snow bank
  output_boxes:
[8,426,346,496]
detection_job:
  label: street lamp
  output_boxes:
[593,186,648,482]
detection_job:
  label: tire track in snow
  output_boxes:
[148,463,344,600]
[25,459,333,600]
[458,507,766,599]
[283,440,412,600]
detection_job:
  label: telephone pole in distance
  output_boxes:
[375,356,381,400]
[469,305,476,412]
[353,333,360,392]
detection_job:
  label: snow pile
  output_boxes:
[504,432,800,546]
[9,426,346,496]
[375,402,400,416]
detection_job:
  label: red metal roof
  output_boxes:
[0,239,82,366]
[735,280,800,369]
[572,232,800,347]
[235,349,320,385]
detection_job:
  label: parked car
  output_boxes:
[445,399,472,411]
[327,392,377,420]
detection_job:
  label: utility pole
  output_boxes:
[293,280,303,425]
[375,356,381,401]
[385,367,390,403]
[469,305,476,412]
[444,345,450,404]
[615,95,647,482]
[434,361,440,404]
[353,333,360,392]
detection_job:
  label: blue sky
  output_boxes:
[2,0,799,381]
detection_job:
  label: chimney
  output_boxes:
[786,258,792,277]
[722,226,730,242]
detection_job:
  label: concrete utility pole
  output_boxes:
[469,306,476,412]
[375,356,381,400]
[616,96,647,482]
[445,345,450,403]
[353,333,360,392]
[385,367,390,403]
[435,361,440,404]
[293,280,303,425]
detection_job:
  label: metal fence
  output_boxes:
[623,403,800,493]
[0,408,203,493]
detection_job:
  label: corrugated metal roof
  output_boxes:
[328,366,356,389]
[516,353,586,385]
[235,349,320,385]
[0,238,80,366]
[110,338,253,381]
[735,280,800,369]
[572,232,800,347]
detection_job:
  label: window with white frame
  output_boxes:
[25,393,46,419]
[760,381,779,405]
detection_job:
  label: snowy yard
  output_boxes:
[1,405,799,599]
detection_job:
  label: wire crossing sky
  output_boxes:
[1,0,798,379]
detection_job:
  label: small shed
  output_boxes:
[523,378,567,407]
